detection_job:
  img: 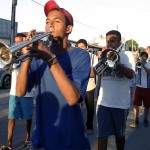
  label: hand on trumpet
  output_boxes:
[17,29,37,56]
[25,29,36,41]
[24,35,56,65]
[28,42,55,62]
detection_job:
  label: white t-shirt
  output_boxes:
[10,64,33,97]
[97,51,135,109]
[136,61,150,88]
[86,52,98,91]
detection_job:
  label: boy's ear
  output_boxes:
[66,25,73,34]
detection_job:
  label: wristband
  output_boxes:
[47,55,57,66]
[47,55,56,63]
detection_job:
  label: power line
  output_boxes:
[74,20,106,32]
[31,0,43,6]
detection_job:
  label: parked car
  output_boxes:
[0,69,11,89]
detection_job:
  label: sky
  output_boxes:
[1,0,150,48]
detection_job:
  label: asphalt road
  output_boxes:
[0,88,150,150]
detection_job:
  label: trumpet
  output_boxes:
[136,61,142,68]
[94,44,124,75]
[0,31,52,69]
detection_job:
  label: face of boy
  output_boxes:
[15,37,24,45]
[77,43,87,50]
[140,54,147,62]
[45,10,71,40]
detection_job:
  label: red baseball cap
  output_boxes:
[44,0,74,26]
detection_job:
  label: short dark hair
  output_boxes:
[15,33,26,38]
[106,30,121,42]
[140,51,148,58]
[76,39,88,47]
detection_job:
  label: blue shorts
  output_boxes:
[8,95,34,120]
[96,105,127,138]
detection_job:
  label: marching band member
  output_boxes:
[96,30,135,150]
[16,0,91,149]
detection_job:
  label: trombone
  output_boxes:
[0,31,52,69]
[94,44,124,75]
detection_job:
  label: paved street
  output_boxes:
[0,88,150,150]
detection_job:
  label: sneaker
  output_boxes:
[143,119,149,127]
[0,145,12,150]
[130,120,140,128]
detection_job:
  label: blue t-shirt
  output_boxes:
[28,47,91,150]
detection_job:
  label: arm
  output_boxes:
[38,43,82,106]
[16,37,33,96]
[116,63,135,79]
[16,42,82,106]
[16,53,80,106]
[49,59,81,106]
[142,63,150,74]
[90,67,96,78]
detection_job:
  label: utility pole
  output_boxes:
[132,39,133,51]
[10,0,17,45]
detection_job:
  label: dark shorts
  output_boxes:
[96,105,127,137]
[133,86,150,108]
[8,95,34,120]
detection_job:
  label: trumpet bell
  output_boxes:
[94,48,120,75]
[103,49,119,68]
[0,42,12,68]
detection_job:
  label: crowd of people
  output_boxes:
[1,0,150,150]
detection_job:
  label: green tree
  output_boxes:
[125,39,139,51]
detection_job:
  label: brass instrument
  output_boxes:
[94,44,124,75]
[136,61,142,68]
[0,31,52,69]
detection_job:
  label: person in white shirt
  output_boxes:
[130,51,150,128]
[96,30,135,150]
[76,39,98,135]
[0,33,34,150]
